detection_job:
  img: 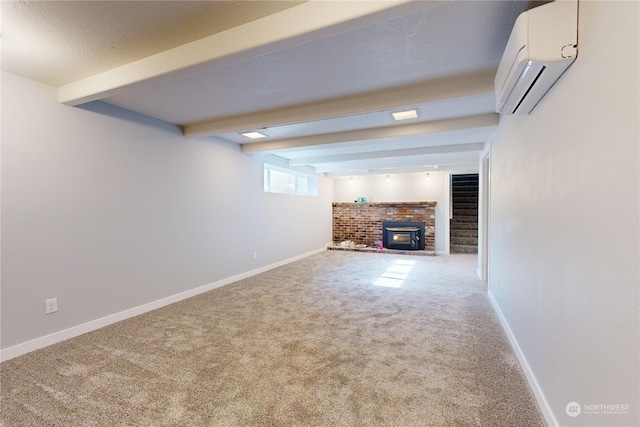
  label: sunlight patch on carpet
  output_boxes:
[373,259,415,288]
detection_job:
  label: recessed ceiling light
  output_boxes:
[391,109,419,121]
[240,131,268,139]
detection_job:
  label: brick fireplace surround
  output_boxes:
[331,201,436,254]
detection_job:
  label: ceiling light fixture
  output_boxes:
[240,131,268,139]
[391,109,419,121]
[426,172,431,180]
[385,175,390,183]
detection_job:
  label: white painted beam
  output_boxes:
[58,0,441,106]
[323,162,480,177]
[241,113,498,153]
[314,153,480,173]
[288,142,485,166]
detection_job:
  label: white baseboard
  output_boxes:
[0,248,326,362]
[488,291,557,427]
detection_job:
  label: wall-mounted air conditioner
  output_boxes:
[494,0,578,115]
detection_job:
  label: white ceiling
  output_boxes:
[1,0,537,177]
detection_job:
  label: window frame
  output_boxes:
[263,163,318,197]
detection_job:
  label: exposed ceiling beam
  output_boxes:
[187,72,495,137]
[287,142,484,166]
[314,152,480,173]
[323,161,481,177]
[58,1,441,106]
[241,113,497,153]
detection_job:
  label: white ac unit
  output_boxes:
[494,0,578,115]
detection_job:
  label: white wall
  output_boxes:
[333,172,450,254]
[489,2,639,426]
[0,71,333,357]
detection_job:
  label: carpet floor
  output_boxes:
[1,251,545,426]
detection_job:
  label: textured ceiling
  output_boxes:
[1,0,533,177]
[1,1,304,86]
[103,1,519,125]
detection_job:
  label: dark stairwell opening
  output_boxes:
[450,173,479,254]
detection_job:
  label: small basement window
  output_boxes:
[264,164,318,196]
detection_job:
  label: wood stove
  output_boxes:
[382,221,425,250]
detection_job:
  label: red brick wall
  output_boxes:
[332,201,436,249]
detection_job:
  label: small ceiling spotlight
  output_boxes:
[385,175,390,183]
[426,172,431,180]
[349,176,354,184]
[240,131,268,139]
[391,109,419,121]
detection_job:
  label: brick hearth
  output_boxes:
[331,201,436,253]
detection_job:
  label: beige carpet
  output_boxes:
[1,251,545,426]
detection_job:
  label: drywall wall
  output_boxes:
[333,172,450,254]
[0,71,333,355]
[489,2,639,426]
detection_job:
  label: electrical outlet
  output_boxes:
[45,298,57,314]
[253,251,258,260]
